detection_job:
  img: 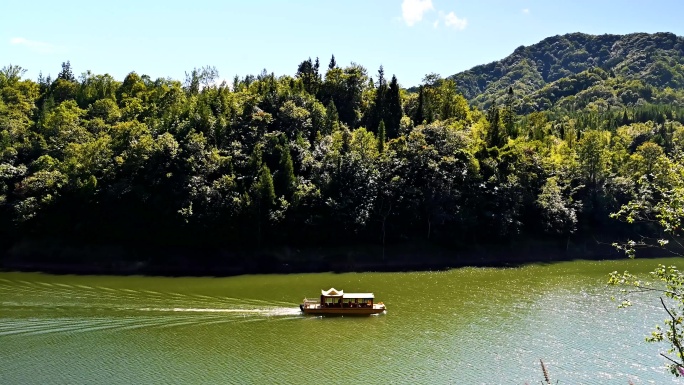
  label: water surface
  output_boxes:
[0,258,679,384]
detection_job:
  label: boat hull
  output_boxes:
[299,305,386,316]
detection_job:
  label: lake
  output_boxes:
[0,258,680,384]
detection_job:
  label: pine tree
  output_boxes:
[377,120,386,153]
[57,61,75,82]
[37,71,49,93]
[487,103,502,148]
[277,144,296,196]
[386,75,403,138]
[371,66,390,131]
[296,57,320,95]
[325,100,340,135]
[257,164,276,209]
[621,109,629,126]
[341,127,352,154]
[232,75,240,92]
[414,86,425,125]
[502,87,517,138]
[328,55,337,70]
[252,163,276,241]
[377,65,385,88]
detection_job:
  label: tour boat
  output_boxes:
[299,288,386,315]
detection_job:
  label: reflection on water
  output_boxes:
[0,259,680,384]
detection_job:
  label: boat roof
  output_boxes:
[343,293,374,299]
[321,288,343,296]
[320,288,374,299]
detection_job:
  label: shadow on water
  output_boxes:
[3,235,665,278]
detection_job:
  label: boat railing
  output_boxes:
[301,298,321,309]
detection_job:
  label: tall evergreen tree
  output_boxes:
[328,55,337,70]
[324,100,340,135]
[377,120,386,153]
[502,87,517,138]
[57,61,75,82]
[487,103,502,148]
[296,57,320,96]
[276,144,296,196]
[386,75,403,138]
[414,86,425,125]
[253,163,276,240]
[369,66,388,133]
[376,65,385,88]
[256,164,275,209]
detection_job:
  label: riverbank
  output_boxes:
[0,234,655,277]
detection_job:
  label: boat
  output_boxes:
[299,288,386,315]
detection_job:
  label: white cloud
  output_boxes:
[401,0,434,26]
[9,37,62,54]
[522,8,530,14]
[443,11,468,30]
[433,20,440,29]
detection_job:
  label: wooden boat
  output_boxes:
[299,288,386,315]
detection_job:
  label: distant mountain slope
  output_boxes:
[448,32,684,112]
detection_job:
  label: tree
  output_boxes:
[296,57,321,96]
[324,100,340,135]
[502,87,517,138]
[536,176,580,236]
[251,163,276,240]
[367,66,388,133]
[413,86,425,125]
[328,55,337,70]
[377,120,386,154]
[57,61,75,82]
[609,154,684,377]
[486,103,502,147]
[184,66,219,94]
[77,72,119,107]
[576,130,610,194]
[386,75,403,138]
[0,65,27,86]
[318,63,368,128]
[276,143,296,197]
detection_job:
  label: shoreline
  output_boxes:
[0,235,654,277]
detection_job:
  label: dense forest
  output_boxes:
[2,32,684,272]
[449,32,684,112]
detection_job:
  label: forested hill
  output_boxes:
[2,36,684,272]
[449,32,684,112]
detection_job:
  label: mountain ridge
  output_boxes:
[447,32,684,112]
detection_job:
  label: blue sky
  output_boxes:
[3,0,684,87]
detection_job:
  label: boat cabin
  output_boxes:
[319,288,374,308]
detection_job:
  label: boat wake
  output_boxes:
[0,279,305,337]
[137,307,302,317]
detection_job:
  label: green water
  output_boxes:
[0,258,681,384]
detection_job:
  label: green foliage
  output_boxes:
[324,100,340,135]
[2,40,684,372]
[536,176,580,235]
[447,32,684,113]
[276,142,296,197]
[57,61,75,82]
[377,120,386,153]
[0,36,683,262]
[255,163,276,208]
[609,137,684,376]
